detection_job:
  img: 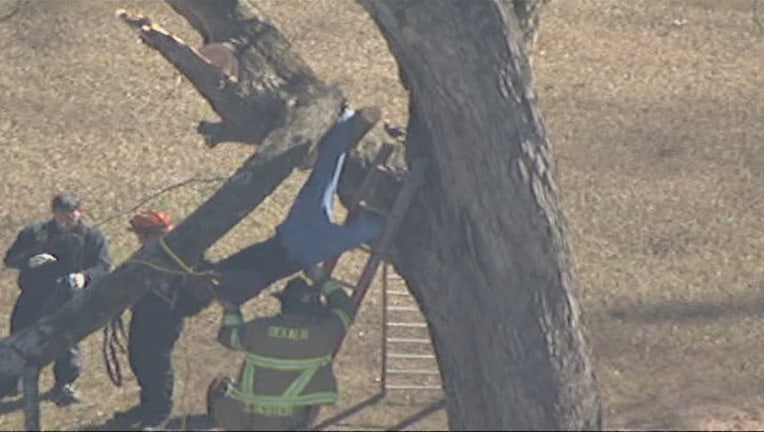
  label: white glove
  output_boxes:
[28,253,57,269]
[67,273,87,289]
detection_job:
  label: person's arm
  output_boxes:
[321,279,353,333]
[217,300,246,351]
[304,265,353,332]
[176,273,217,317]
[3,226,37,270]
[80,227,112,283]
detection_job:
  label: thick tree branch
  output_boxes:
[118,9,276,147]
[0,94,345,382]
[1,0,357,383]
[119,1,340,147]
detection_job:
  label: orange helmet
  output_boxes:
[128,210,174,235]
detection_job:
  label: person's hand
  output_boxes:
[28,253,57,269]
[304,265,327,284]
[218,296,239,313]
[68,273,86,289]
[185,273,221,304]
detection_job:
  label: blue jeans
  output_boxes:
[276,109,384,269]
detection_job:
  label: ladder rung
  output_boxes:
[384,385,442,390]
[386,337,431,344]
[386,322,427,328]
[388,353,436,359]
[387,306,420,312]
[386,290,410,295]
[386,369,440,375]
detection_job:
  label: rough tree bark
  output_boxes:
[355,0,603,429]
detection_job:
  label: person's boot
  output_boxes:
[50,383,81,407]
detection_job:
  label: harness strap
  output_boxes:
[228,354,335,408]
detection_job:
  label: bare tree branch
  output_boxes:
[93,175,228,227]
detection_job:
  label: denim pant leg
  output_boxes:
[285,217,385,269]
[278,109,356,236]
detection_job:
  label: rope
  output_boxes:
[102,315,128,387]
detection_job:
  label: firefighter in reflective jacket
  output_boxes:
[208,266,352,431]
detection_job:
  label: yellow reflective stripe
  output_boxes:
[222,312,243,327]
[240,358,255,393]
[229,328,243,351]
[333,308,351,330]
[246,353,330,371]
[282,366,320,398]
[227,389,338,407]
[321,279,342,296]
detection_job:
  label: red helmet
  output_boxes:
[128,210,174,235]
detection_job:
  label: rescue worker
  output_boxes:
[112,210,212,430]
[1,191,112,405]
[213,106,384,306]
[207,264,352,430]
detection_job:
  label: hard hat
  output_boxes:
[128,210,174,235]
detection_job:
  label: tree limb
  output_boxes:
[0,95,344,382]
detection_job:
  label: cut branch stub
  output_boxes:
[119,1,339,147]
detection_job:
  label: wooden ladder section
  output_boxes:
[380,262,442,394]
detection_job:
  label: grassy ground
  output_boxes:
[0,0,761,430]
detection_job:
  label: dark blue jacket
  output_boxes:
[4,219,112,291]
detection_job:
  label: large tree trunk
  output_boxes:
[358,1,603,429]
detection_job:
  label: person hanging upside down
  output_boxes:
[211,106,383,306]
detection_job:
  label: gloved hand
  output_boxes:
[304,265,328,283]
[185,272,221,305]
[67,273,87,289]
[28,253,57,269]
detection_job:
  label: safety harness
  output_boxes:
[228,353,337,409]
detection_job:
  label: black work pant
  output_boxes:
[1,290,82,393]
[128,332,178,421]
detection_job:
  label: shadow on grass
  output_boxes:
[82,395,444,431]
[311,393,445,431]
[83,412,216,431]
[0,388,54,416]
[385,397,445,431]
[311,392,384,430]
[609,294,764,323]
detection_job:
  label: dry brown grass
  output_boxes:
[0,0,761,430]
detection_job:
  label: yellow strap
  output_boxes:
[246,353,331,371]
[128,235,216,277]
[158,236,196,274]
[222,311,244,327]
[332,308,351,330]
